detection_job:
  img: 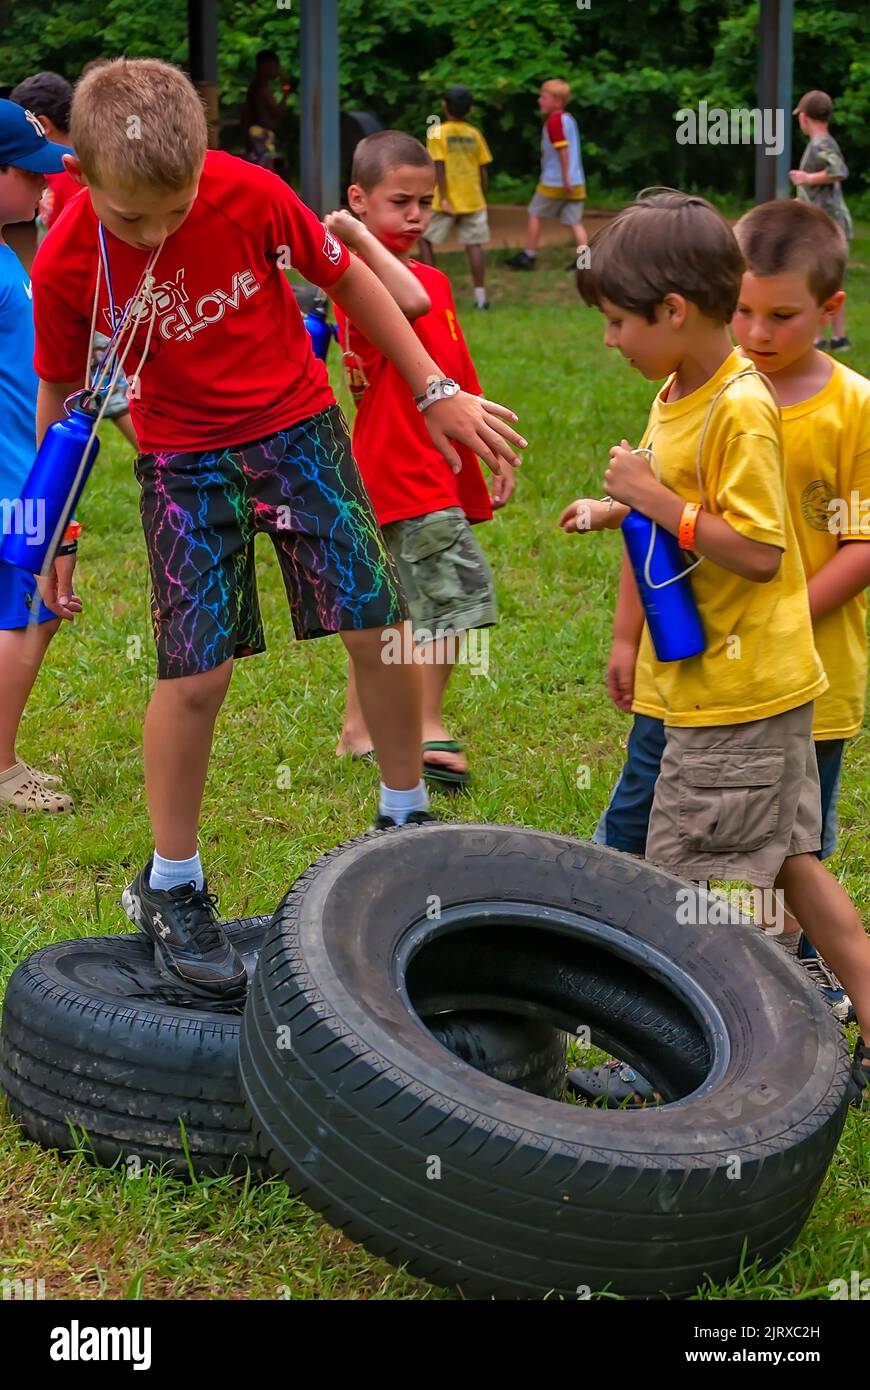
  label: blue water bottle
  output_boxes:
[303,305,338,361]
[0,402,100,573]
[622,510,706,662]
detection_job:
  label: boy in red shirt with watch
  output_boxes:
[31,61,524,998]
[330,131,514,788]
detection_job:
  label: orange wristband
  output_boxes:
[678,502,701,550]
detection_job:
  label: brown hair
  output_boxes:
[734,199,847,303]
[576,188,744,323]
[71,57,207,191]
[351,130,433,191]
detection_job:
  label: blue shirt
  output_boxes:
[0,243,38,502]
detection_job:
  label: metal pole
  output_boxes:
[300,0,340,215]
[755,0,793,203]
[188,0,220,149]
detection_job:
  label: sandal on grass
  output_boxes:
[849,1037,870,1108]
[0,760,73,814]
[423,739,470,791]
[567,1058,663,1108]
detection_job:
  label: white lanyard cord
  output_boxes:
[38,234,165,596]
[636,366,775,591]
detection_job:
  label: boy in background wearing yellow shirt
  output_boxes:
[418,85,492,310]
[560,191,870,1106]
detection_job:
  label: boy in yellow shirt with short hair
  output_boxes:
[418,85,492,309]
[560,190,870,1106]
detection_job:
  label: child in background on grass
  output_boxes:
[559,190,870,1106]
[789,90,853,353]
[10,69,138,452]
[507,79,587,273]
[563,197,870,1044]
[31,61,524,999]
[330,131,513,789]
[0,100,77,815]
[417,85,493,311]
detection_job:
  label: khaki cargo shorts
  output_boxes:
[646,701,822,889]
[425,208,490,246]
[381,506,497,644]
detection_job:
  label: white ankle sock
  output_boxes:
[473,286,488,306]
[149,850,204,893]
[524,248,536,259]
[379,780,429,825]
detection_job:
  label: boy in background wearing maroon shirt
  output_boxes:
[330,132,513,788]
[31,60,524,998]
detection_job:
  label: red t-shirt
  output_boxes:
[334,259,492,525]
[31,150,350,452]
[42,169,83,230]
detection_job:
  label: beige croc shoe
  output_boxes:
[0,760,74,813]
[24,762,64,789]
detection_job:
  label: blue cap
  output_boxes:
[0,97,73,173]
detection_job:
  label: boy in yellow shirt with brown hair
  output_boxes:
[418,85,492,309]
[560,190,870,1106]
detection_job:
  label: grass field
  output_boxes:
[1,232,869,1301]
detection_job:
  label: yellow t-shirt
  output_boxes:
[629,349,827,728]
[779,362,870,737]
[426,120,492,215]
[634,358,870,737]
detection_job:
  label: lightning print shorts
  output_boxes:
[135,404,407,679]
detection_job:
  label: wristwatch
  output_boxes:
[414,377,461,412]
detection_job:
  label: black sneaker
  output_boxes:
[506,250,536,271]
[373,809,438,830]
[849,1037,870,1108]
[830,336,851,353]
[121,860,247,999]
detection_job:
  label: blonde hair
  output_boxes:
[71,57,207,190]
[542,79,571,106]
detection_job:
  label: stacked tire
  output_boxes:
[1,824,850,1298]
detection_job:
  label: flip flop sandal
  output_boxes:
[848,1037,870,1108]
[423,740,470,791]
[351,750,376,764]
[0,760,73,814]
[566,1058,662,1108]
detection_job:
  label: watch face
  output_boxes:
[444,380,459,396]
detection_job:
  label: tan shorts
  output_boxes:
[527,191,585,224]
[425,208,490,246]
[646,702,822,889]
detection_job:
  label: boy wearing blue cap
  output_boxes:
[0,99,78,813]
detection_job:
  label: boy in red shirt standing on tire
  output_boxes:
[331,131,513,789]
[31,61,524,998]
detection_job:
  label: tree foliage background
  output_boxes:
[2,0,868,213]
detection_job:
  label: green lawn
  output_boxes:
[1,232,869,1301]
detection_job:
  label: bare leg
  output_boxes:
[335,655,375,758]
[420,635,467,776]
[832,303,847,339]
[0,619,61,770]
[143,659,234,859]
[570,221,589,250]
[525,214,541,253]
[466,244,486,290]
[112,411,139,449]
[775,853,870,1035]
[416,238,436,266]
[341,626,421,789]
